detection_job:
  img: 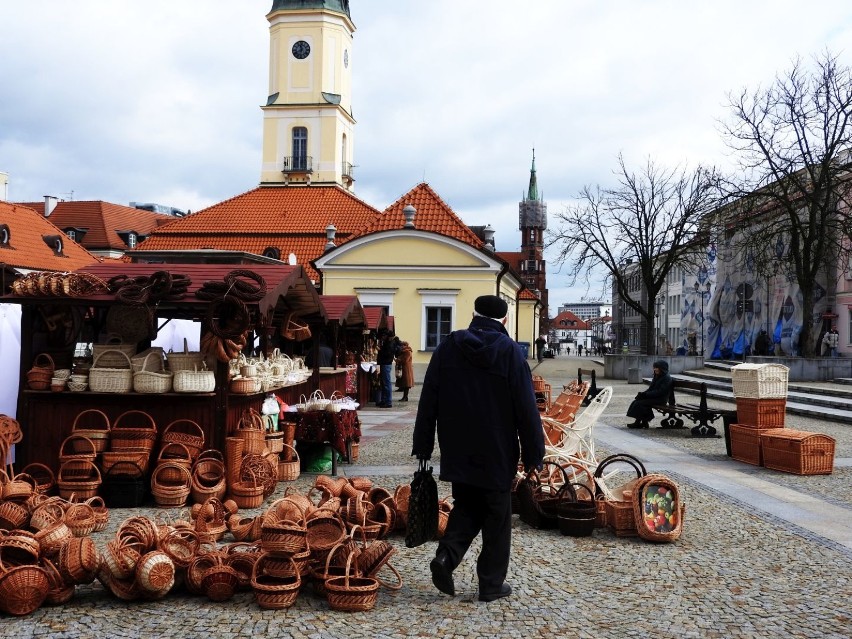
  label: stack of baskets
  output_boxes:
[729,364,789,466]
[100,410,157,484]
[26,353,55,390]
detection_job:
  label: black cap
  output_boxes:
[474,295,508,319]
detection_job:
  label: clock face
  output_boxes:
[344,49,349,68]
[292,40,310,60]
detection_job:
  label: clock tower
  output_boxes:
[260,1,356,189]
[519,150,549,326]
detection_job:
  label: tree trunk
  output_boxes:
[799,284,816,357]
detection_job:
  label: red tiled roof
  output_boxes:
[518,288,540,301]
[552,310,589,329]
[344,183,485,248]
[0,201,100,272]
[137,185,382,281]
[17,200,172,252]
[363,306,387,331]
[320,295,366,326]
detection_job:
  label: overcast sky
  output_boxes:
[2,1,851,314]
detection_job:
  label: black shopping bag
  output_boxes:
[405,459,438,548]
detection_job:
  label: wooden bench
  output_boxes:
[650,379,737,438]
[578,368,600,406]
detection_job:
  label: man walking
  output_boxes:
[534,334,546,363]
[412,295,545,602]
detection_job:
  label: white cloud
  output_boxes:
[2,0,851,312]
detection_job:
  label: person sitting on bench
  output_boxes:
[626,360,673,429]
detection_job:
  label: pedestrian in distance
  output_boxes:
[395,340,414,401]
[626,360,674,429]
[376,329,401,407]
[412,295,545,603]
[534,334,546,363]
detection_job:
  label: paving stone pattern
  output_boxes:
[6,359,852,638]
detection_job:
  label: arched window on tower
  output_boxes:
[293,127,308,171]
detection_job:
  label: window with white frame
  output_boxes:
[418,289,459,351]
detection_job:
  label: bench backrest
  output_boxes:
[577,368,599,405]
[666,379,707,409]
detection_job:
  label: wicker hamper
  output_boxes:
[731,363,789,399]
[759,429,836,475]
[735,398,786,428]
[729,423,767,466]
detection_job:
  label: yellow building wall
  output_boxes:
[319,235,523,364]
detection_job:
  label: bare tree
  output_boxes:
[720,51,852,357]
[548,154,718,355]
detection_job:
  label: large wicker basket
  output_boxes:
[166,338,205,373]
[731,363,789,399]
[70,409,111,453]
[110,410,158,452]
[89,349,134,394]
[173,364,215,393]
[92,338,136,369]
[132,352,173,394]
[57,461,101,500]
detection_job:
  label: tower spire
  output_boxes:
[526,148,539,202]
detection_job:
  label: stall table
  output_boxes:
[283,408,361,476]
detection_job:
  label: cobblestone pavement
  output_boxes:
[7,357,852,638]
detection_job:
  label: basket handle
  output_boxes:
[58,460,100,483]
[281,442,300,462]
[113,410,157,431]
[60,435,95,457]
[105,461,144,478]
[375,562,403,591]
[71,409,111,432]
[32,352,56,371]
[158,442,193,463]
[163,419,204,439]
[92,348,132,369]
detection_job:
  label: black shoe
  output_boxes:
[479,583,511,602]
[377,403,392,408]
[627,421,648,429]
[401,395,408,402]
[430,554,455,596]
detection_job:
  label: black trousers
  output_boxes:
[436,482,512,592]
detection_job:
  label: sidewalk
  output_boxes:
[6,355,852,638]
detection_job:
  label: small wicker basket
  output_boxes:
[89,349,134,394]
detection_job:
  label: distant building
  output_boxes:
[557,301,611,321]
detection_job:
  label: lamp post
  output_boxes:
[694,281,710,356]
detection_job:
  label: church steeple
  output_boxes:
[518,149,549,324]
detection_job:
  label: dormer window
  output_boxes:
[42,234,64,256]
[64,227,88,243]
[67,229,76,242]
[116,230,139,249]
[262,247,281,260]
[128,233,137,248]
[0,224,9,248]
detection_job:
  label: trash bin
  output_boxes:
[518,342,530,359]
[627,367,641,384]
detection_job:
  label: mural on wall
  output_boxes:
[700,235,828,359]
[679,244,716,355]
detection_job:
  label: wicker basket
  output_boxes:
[64,501,98,538]
[278,444,301,482]
[735,398,786,428]
[759,429,836,475]
[110,410,158,452]
[26,353,55,391]
[136,550,175,596]
[324,551,379,612]
[229,473,265,510]
[150,463,192,508]
[70,409,111,453]
[230,377,260,394]
[133,352,173,394]
[731,363,789,399]
[251,553,301,610]
[235,411,266,455]
[173,364,215,393]
[89,349,134,394]
[632,474,684,542]
[130,347,165,373]
[58,435,97,472]
[161,419,205,459]
[57,461,101,500]
[166,338,205,373]
[58,536,100,585]
[92,337,136,368]
[0,565,50,616]
[101,449,151,476]
[191,458,227,504]
[729,423,767,466]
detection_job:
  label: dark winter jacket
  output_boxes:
[626,360,673,421]
[412,315,545,491]
[376,335,401,365]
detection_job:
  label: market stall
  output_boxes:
[3,263,346,472]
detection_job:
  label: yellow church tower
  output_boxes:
[260,1,356,189]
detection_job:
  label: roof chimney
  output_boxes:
[483,224,495,251]
[325,223,337,251]
[44,195,59,217]
[402,204,416,229]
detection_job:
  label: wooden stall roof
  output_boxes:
[2,263,326,321]
[320,295,366,327]
[363,306,388,331]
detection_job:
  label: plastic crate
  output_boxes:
[731,364,789,399]
[729,423,769,466]
[760,429,836,475]
[735,398,786,428]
